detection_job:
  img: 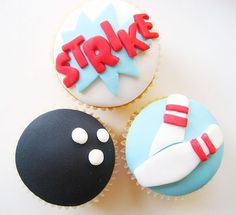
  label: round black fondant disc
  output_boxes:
[15,109,115,206]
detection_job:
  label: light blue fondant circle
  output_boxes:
[125,98,224,196]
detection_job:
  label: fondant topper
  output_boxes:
[15,109,115,206]
[132,94,224,187]
[56,9,158,95]
[134,124,223,187]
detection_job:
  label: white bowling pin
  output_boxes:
[149,94,189,157]
[135,124,223,187]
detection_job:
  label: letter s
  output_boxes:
[56,52,80,88]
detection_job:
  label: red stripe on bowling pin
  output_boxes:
[201,133,217,154]
[191,133,217,162]
[190,138,208,162]
[163,114,188,127]
[166,104,189,114]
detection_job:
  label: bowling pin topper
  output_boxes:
[126,94,224,196]
[149,94,189,157]
[134,124,223,187]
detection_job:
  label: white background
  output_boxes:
[0,0,236,214]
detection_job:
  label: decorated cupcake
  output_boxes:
[54,0,160,108]
[125,94,224,196]
[15,109,116,206]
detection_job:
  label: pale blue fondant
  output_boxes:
[61,4,151,96]
[68,52,98,92]
[126,98,224,196]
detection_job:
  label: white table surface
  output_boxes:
[1,0,236,214]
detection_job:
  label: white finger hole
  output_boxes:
[88,149,104,166]
[71,128,88,144]
[97,128,109,143]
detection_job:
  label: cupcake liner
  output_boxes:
[14,105,119,208]
[120,97,212,201]
[52,0,161,110]
[56,64,159,111]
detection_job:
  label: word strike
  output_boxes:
[56,14,159,88]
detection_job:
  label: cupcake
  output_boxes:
[15,109,116,206]
[125,94,224,196]
[54,0,160,108]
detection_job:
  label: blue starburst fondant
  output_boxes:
[61,4,151,96]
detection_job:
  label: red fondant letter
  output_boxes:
[56,52,79,88]
[83,36,119,73]
[62,35,88,68]
[134,14,159,39]
[118,23,150,57]
[101,20,122,52]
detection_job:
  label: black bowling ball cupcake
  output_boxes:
[15,109,116,206]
